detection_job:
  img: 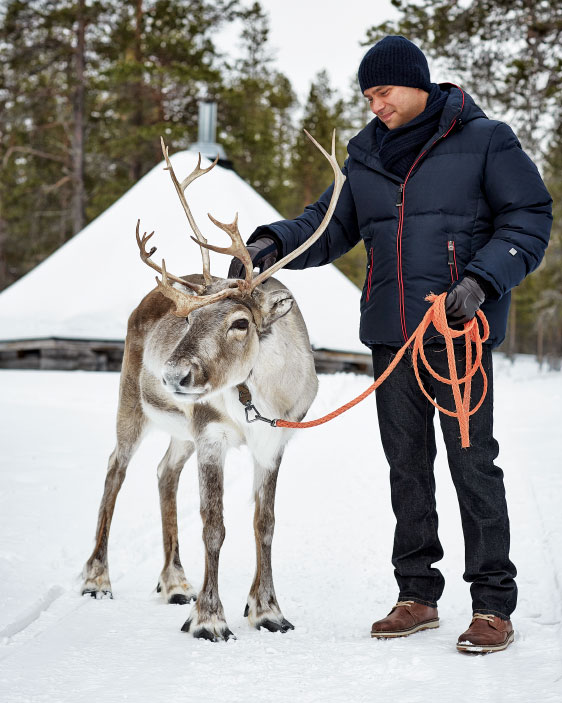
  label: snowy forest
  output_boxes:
[0,0,560,360]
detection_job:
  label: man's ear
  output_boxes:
[252,288,294,331]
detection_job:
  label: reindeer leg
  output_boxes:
[181,436,234,641]
[81,413,147,599]
[82,365,148,599]
[156,438,197,605]
[245,457,294,633]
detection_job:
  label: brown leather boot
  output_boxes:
[371,600,439,638]
[457,613,514,653]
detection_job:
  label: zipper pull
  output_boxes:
[395,183,404,207]
[447,240,455,265]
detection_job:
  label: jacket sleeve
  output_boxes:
[247,161,361,269]
[464,123,552,298]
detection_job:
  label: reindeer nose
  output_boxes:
[162,360,202,393]
[162,368,191,391]
[179,371,192,388]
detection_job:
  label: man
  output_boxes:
[229,35,552,653]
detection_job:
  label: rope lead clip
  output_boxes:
[237,382,277,426]
[244,403,277,427]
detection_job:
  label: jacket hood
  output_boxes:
[347,84,487,175]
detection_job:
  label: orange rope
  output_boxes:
[275,292,489,448]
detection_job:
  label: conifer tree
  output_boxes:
[287,70,346,216]
[88,0,237,217]
[0,0,105,284]
[534,132,562,363]
[0,0,239,289]
[285,71,367,288]
[218,2,296,219]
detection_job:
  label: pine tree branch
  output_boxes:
[2,146,69,168]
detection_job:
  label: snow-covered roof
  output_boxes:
[0,150,365,354]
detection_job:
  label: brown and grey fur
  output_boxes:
[81,274,318,641]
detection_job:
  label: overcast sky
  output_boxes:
[221,0,401,103]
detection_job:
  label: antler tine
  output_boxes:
[160,137,219,287]
[154,258,200,316]
[179,150,219,188]
[189,212,254,289]
[156,258,242,318]
[250,129,346,290]
[135,220,205,294]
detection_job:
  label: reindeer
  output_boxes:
[81,133,345,641]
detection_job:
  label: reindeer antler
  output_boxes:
[249,130,346,290]
[160,137,217,287]
[135,221,204,294]
[138,130,345,317]
[155,259,240,317]
[190,212,254,290]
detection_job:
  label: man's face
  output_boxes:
[363,85,429,129]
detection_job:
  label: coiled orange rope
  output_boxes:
[275,292,489,448]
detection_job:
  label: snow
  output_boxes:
[1,356,561,702]
[0,149,364,354]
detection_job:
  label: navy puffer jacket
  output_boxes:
[249,85,552,348]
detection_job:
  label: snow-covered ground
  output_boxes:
[0,357,561,702]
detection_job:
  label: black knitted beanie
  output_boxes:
[358,35,431,93]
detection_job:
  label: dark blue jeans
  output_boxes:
[371,343,517,620]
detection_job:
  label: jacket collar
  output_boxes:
[347,84,486,179]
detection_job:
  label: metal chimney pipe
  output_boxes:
[198,102,217,144]
[190,100,227,161]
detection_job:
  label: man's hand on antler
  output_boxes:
[228,235,279,279]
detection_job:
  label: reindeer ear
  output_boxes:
[254,288,294,330]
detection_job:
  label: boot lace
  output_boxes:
[471,613,495,623]
[395,600,416,608]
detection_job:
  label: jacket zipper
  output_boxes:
[395,93,465,341]
[448,240,459,282]
[366,247,374,302]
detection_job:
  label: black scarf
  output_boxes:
[375,83,448,179]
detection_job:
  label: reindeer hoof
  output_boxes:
[193,626,235,642]
[169,593,195,605]
[156,574,197,604]
[258,618,294,633]
[82,588,113,600]
[194,627,218,642]
[244,603,249,617]
[181,616,236,641]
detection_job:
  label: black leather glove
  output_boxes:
[228,235,279,279]
[445,276,486,326]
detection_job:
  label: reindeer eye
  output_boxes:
[230,318,249,331]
